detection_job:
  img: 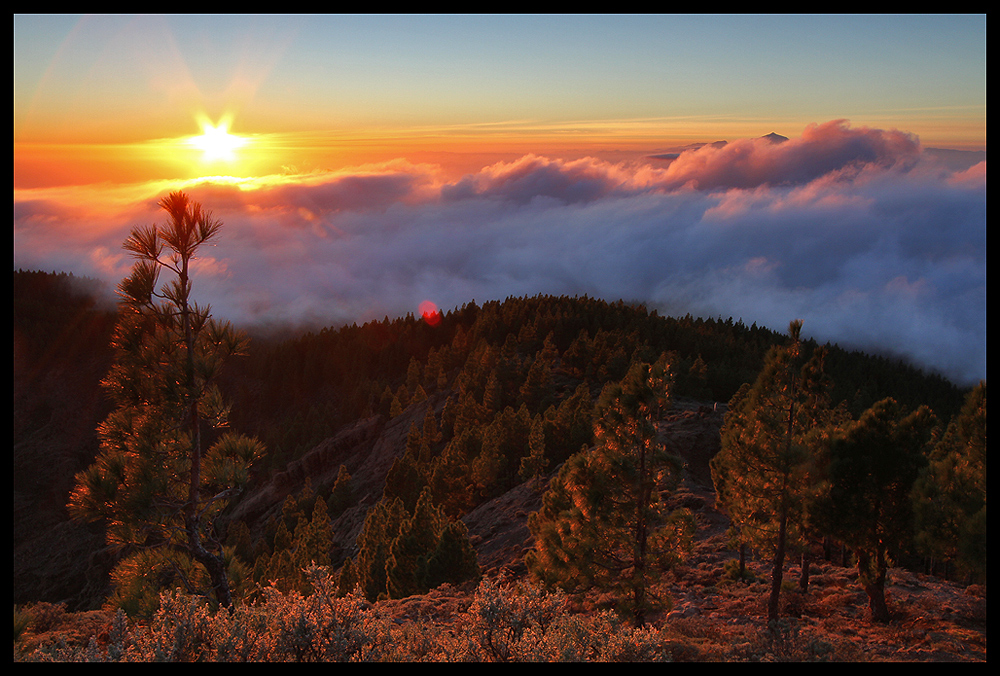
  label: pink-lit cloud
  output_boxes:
[13,121,986,386]
[656,119,923,191]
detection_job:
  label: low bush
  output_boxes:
[17,567,677,662]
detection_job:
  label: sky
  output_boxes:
[13,14,986,387]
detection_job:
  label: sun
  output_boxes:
[189,118,247,163]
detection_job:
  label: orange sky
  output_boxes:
[14,15,985,190]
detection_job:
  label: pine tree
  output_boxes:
[67,192,264,611]
[527,356,694,627]
[336,557,360,597]
[225,520,255,569]
[419,405,441,463]
[428,428,479,517]
[328,464,354,517]
[710,320,831,622]
[383,448,426,513]
[421,520,481,590]
[472,404,532,498]
[912,382,986,582]
[385,487,445,598]
[294,495,333,583]
[815,398,936,622]
[355,498,407,601]
[519,353,555,414]
[519,413,549,482]
[685,354,711,400]
[544,381,595,465]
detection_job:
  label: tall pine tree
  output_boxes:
[527,355,693,627]
[68,192,264,611]
[710,320,832,622]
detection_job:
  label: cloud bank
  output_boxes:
[14,120,986,386]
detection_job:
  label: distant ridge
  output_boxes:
[649,133,786,161]
[648,140,727,161]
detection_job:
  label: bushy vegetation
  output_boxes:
[16,569,679,662]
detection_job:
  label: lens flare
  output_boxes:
[419,300,441,326]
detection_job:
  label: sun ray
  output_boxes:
[189,116,248,164]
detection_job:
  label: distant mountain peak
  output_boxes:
[760,132,788,143]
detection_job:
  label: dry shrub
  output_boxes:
[16,571,674,662]
[25,601,67,633]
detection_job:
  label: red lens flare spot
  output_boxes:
[419,300,441,326]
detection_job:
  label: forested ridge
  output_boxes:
[14,268,985,661]
[221,290,968,470]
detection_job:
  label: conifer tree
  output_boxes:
[336,557,360,597]
[527,356,694,627]
[384,448,426,513]
[814,398,936,622]
[389,394,404,418]
[684,354,711,400]
[519,414,549,482]
[543,381,595,465]
[419,405,441,462]
[710,320,831,622]
[428,428,479,517]
[472,404,531,498]
[482,370,506,416]
[519,353,555,413]
[421,520,481,590]
[385,487,446,598]
[405,356,423,394]
[328,464,354,517]
[291,495,333,591]
[355,498,407,601]
[225,520,255,568]
[912,382,986,581]
[67,191,264,611]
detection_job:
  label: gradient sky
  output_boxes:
[13,14,987,386]
[14,14,986,183]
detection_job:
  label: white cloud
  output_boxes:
[13,121,986,386]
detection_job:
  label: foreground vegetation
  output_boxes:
[16,568,681,662]
[16,555,987,662]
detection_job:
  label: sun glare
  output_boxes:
[190,119,247,163]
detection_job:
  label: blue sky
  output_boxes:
[15,14,986,149]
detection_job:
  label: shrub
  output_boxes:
[721,559,759,583]
[17,570,676,662]
[24,601,67,633]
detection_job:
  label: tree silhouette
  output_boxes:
[67,192,264,611]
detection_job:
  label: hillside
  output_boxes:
[16,399,987,661]
[13,270,984,661]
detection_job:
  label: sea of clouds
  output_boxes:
[13,120,986,386]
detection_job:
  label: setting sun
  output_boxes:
[189,118,247,163]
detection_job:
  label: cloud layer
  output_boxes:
[14,120,986,386]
